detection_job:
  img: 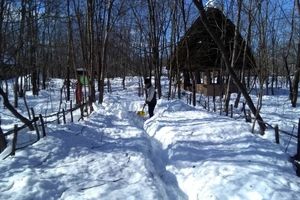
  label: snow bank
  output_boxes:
[144,99,300,200]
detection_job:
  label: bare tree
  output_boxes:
[290,0,300,107]
[98,0,114,104]
[224,0,242,113]
[180,0,197,106]
[87,0,96,104]
[28,0,39,96]
[168,0,179,100]
[147,0,162,97]
[0,87,33,130]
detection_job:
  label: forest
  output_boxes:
[2,1,300,199]
[0,0,299,136]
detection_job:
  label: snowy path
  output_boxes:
[100,94,187,199]
[0,90,186,200]
[145,100,300,199]
[1,77,300,200]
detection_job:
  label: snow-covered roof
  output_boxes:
[76,67,87,72]
[205,0,223,10]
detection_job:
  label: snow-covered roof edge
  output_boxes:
[205,0,223,11]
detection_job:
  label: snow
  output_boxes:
[205,0,223,10]
[1,77,300,199]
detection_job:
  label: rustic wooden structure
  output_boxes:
[171,7,256,96]
[0,56,18,80]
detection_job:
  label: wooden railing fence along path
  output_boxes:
[184,92,300,176]
[0,100,91,159]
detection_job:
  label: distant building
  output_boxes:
[0,55,17,80]
[170,7,256,96]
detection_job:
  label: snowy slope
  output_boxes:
[145,99,300,199]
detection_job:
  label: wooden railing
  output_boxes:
[184,93,300,176]
[0,100,91,159]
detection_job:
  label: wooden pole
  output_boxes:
[79,103,84,121]
[0,117,7,152]
[62,109,66,124]
[220,99,222,115]
[226,105,229,116]
[31,108,40,140]
[57,113,60,124]
[11,125,18,156]
[297,119,300,159]
[275,125,279,144]
[207,96,210,111]
[213,96,216,112]
[231,104,233,118]
[39,114,46,137]
[34,117,40,141]
[0,117,3,135]
[70,100,73,123]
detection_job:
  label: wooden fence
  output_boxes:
[0,100,90,159]
[185,93,300,176]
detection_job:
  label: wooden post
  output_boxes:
[213,96,216,112]
[0,117,7,152]
[34,117,40,141]
[79,103,84,121]
[226,106,229,116]
[220,99,222,115]
[243,103,246,120]
[207,96,210,111]
[199,94,202,105]
[11,125,18,156]
[230,104,233,118]
[297,119,300,159]
[31,107,40,140]
[139,81,141,97]
[275,125,279,144]
[57,113,60,124]
[0,117,3,135]
[246,110,252,122]
[39,114,46,137]
[70,100,73,123]
[62,109,66,124]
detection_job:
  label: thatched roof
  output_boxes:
[171,7,256,72]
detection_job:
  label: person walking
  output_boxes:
[144,78,157,118]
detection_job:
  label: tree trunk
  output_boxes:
[0,119,6,152]
[99,0,114,104]
[181,0,196,106]
[0,87,33,130]
[87,0,96,103]
[292,43,300,107]
[29,2,39,96]
[14,77,19,108]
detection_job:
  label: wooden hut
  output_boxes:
[171,7,256,96]
[0,55,17,80]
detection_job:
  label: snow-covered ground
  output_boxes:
[1,77,300,200]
